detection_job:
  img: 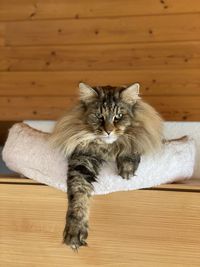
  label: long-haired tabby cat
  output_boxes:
[50,82,163,250]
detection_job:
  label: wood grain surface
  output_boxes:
[1,183,200,266]
[0,42,199,71]
[2,14,200,46]
[0,1,200,121]
[0,69,199,96]
[1,176,200,191]
[0,95,199,121]
[1,0,200,21]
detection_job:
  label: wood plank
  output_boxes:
[1,0,200,21]
[0,96,77,120]
[0,177,41,184]
[0,70,199,96]
[1,42,200,71]
[0,23,5,46]
[1,184,200,266]
[1,176,200,192]
[145,96,200,121]
[3,14,200,46]
[0,96,199,121]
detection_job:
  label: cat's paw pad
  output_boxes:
[63,219,88,251]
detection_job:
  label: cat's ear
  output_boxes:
[120,83,140,104]
[78,82,98,102]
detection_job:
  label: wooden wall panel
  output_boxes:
[0,1,199,122]
[0,24,5,46]
[145,96,200,121]
[1,0,200,21]
[1,42,199,71]
[3,14,200,46]
[0,96,77,120]
[0,96,198,121]
[0,70,200,97]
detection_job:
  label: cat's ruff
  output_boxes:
[2,122,195,195]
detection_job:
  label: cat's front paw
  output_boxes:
[63,216,88,251]
[117,155,141,180]
[118,162,137,180]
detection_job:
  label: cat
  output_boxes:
[50,82,163,250]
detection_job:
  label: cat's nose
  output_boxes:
[104,121,114,135]
[105,129,112,135]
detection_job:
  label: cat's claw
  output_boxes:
[119,170,136,180]
[63,218,88,250]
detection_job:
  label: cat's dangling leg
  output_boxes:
[63,152,103,250]
[116,153,141,180]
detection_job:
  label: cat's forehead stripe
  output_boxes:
[101,90,119,107]
[101,103,119,116]
[94,86,124,115]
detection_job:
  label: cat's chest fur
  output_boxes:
[75,138,119,161]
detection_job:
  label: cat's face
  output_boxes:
[79,83,140,144]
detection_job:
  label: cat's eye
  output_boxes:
[114,113,123,121]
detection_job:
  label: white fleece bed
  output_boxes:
[24,120,200,179]
[2,120,199,195]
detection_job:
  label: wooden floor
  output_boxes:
[1,179,200,267]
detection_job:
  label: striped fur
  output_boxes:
[50,83,163,250]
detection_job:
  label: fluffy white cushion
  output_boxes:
[24,120,200,179]
[2,123,195,195]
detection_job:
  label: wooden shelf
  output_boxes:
[1,177,200,266]
[1,176,200,191]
